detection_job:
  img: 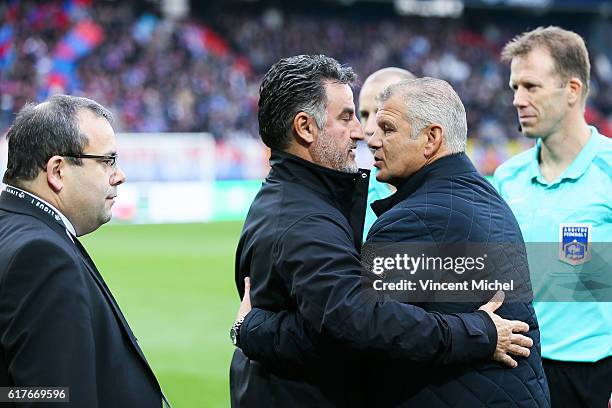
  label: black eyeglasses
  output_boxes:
[62,154,118,169]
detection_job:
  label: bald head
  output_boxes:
[359,67,415,138]
[364,67,416,87]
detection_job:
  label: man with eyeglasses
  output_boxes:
[0,95,170,406]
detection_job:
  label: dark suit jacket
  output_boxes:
[0,188,164,407]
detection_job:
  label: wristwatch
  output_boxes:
[230,317,245,347]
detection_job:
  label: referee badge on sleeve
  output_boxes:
[559,223,592,266]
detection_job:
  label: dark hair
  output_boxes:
[258,54,356,150]
[3,94,113,185]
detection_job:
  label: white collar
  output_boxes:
[7,185,77,239]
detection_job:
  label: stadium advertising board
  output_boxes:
[2,131,528,223]
[112,132,216,223]
[117,133,216,183]
[112,133,268,223]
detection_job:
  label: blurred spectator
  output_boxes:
[2,1,611,146]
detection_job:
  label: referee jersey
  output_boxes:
[364,167,392,241]
[493,126,612,362]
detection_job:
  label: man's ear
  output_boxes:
[566,78,583,106]
[45,155,65,193]
[292,112,317,146]
[423,124,444,159]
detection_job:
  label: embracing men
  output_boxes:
[230,55,549,407]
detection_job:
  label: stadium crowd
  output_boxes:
[1,1,612,143]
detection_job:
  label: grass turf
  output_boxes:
[80,221,243,407]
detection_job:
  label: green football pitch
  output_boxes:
[80,221,244,407]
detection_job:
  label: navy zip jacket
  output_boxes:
[363,153,550,407]
[230,151,501,407]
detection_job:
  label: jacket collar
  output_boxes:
[5,185,77,237]
[372,152,477,217]
[269,149,369,204]
[0,187,74,245]
[269,149,370,248]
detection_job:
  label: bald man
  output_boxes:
[359,68,416,239]
[359,68,416,140]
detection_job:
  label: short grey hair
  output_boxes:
[298,98,327,132]
[379,77,467,153]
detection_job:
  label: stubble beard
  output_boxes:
[312,129,358,173]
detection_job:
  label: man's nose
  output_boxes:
[111,166,127,186]
[351,117,365,141]
[363,115,377,139]
[513,87,529,108]
[368,128,383,150]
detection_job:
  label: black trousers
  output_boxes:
[543,356,612,408]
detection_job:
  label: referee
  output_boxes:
[494,26,612,408]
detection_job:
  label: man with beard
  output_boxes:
[494,26,612,408]
[230,55,534,407]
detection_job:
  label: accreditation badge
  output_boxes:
[558,223,592,266]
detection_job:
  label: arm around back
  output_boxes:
[239,214,497,366]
